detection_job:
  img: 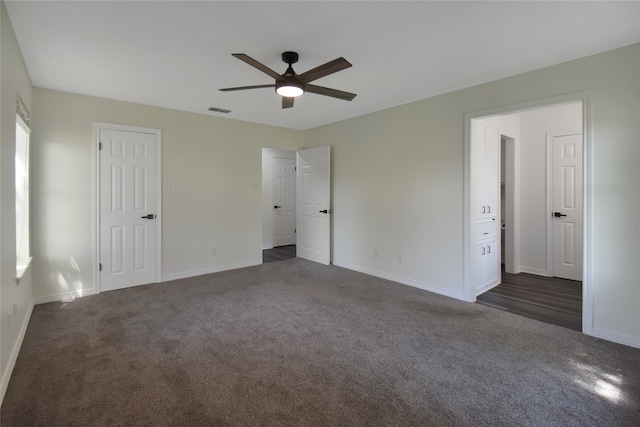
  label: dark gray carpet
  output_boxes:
[2,258,639,426]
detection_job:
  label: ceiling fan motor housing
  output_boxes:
[282,51,299,65]
[277,52,303,96]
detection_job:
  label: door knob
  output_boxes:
[553,212,567,217]
[318,209,332,214]
[141,214,155,219]
[274,205,282,209]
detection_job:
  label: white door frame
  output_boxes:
[463,91,593,335]
[93,122,162,293]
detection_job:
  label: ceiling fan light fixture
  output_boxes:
[276,80,304,97]
[220,52,356,108]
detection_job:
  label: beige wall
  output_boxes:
[1,0,34,399]
[31,89,304,299]
[306,44,640,347]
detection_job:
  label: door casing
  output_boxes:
[94,122,162,293]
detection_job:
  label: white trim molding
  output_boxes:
[161,260,262,282]
[333,259,465,301]
[519,266,548,277]
[0,301,34,404]
[32,288,96,305]
[591,328,640,349]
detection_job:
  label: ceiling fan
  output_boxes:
[219,51,357,109]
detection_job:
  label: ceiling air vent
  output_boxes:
[208,107,231,114]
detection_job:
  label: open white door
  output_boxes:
[297,146,331,265]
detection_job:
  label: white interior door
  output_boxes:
[297,146,331,265]
[551,133,583,281]
[99,128,158,291]
[273,156,296,247]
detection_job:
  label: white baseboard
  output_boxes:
[33,260,264,304]
[332,259,465,301]
[33,288,95,305]
[590,327,640,349]
[162,260,262,282]
[519,266,548,276]
[1,300,34,405]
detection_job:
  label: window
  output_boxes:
[16,114,31,273]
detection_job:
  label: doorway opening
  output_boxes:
[464,93,590,333]
[261,145,333,265]
[262,147,297,262]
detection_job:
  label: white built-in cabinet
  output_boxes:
[472,121,500,219]
[471,120,501,295]
[473,221,499,292]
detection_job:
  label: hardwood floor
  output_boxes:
[476,269,582,331]
[263,245,296,263]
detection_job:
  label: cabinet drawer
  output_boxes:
[476,220,497,240]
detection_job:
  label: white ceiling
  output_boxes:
[5,1,640,130]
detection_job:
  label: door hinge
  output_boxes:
[295,166,297,171]
[295,228,296,233]
[99,142,102,150]
[99,263,102,271]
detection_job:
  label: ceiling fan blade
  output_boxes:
[219,84,275,92]
[282,97,294,109]
[297,57,352,83]
[232,53,282,79]
[305,84,357,101]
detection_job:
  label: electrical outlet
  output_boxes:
[13,302,17,315]
[373,249,379,258]
[211,248,218,256]
[397,254,404,263]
